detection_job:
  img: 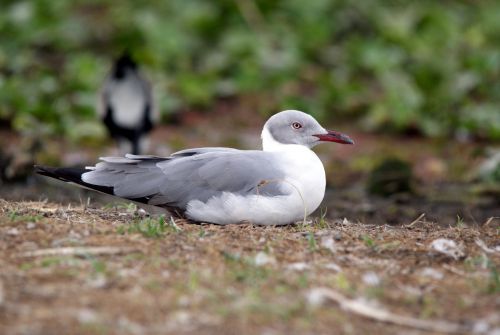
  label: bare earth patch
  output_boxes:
[0,199,498,335]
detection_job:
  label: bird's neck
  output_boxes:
[261,127,308,153]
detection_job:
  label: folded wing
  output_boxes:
[82,148,289,210]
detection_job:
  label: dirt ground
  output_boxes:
[0,198,498,335]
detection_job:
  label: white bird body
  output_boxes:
[36,110,353,225]
[186,136,327,225]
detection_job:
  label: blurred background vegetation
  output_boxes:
[1,0,500,143]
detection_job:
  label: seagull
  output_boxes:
[35,110,354,225]
[98,53,157,155]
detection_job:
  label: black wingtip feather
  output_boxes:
[34,165,152,204]
[34,165,116,196]
[34,165,85,183]
[34,165,61,179]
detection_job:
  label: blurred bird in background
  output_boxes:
[98,52,157,155]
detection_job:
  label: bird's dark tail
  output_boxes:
[34,165,115,196]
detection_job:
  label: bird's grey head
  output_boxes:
[262,110,354,150]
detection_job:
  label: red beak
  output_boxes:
[314,130,354,145]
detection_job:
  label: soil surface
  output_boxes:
[0,199,499,335]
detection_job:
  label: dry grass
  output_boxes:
[0,199,499,335]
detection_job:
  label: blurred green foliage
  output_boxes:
[1,0,500,141]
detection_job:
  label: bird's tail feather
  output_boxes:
[34,165,115,196]
[34,165,153,204]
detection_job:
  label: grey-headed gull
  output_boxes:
[98,52,157,155]
[35,110,354,225]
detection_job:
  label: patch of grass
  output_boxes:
[297,274,309,288]
[334,273,355,294]
[456,215,466,228]
[103,202,137,213]
[233,266,269,284]
[168,216,182,232]
[487,261,500,294]
[8,210,43,223]
[26,214,44,222]
[79,322,109,335]
[144,279,163,292]
[222,251,241,262]
[361,234,377,249]
[41,257,63,267]
[19,262,35,271]
[168,259,182,270]
[133,217,166,238]
[364,286,385,300]
[314,207,329,229]
[274,284,290,295]
[40,256,80,268]
[120,203,137,212]
[21,256,81,270]
[8,210,19,221]
[223,251,270,285]
[91,260,107,275]
[188,270,200,291]
[464,254,489,271]
[293,220,311,232]
[116,225,127,235]
[420,295,438,319]
[307,232,318,252]
[198,227,206,238]
[117,215,179,238]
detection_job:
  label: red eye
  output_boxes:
[291,122,302,129]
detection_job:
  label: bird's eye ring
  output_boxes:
[291,122,302,129]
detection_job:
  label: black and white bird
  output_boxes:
[36,110,354,225]
[99,53,157,155]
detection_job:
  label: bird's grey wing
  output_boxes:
[82,156,166,199]
[124,154,166,160]
[82,150,289,209]
[170,147,239,157]
[123,148,239,159]
[154,150,290,206]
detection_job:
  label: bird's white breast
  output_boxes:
[185,144,326,225]
[279,145,326,216]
